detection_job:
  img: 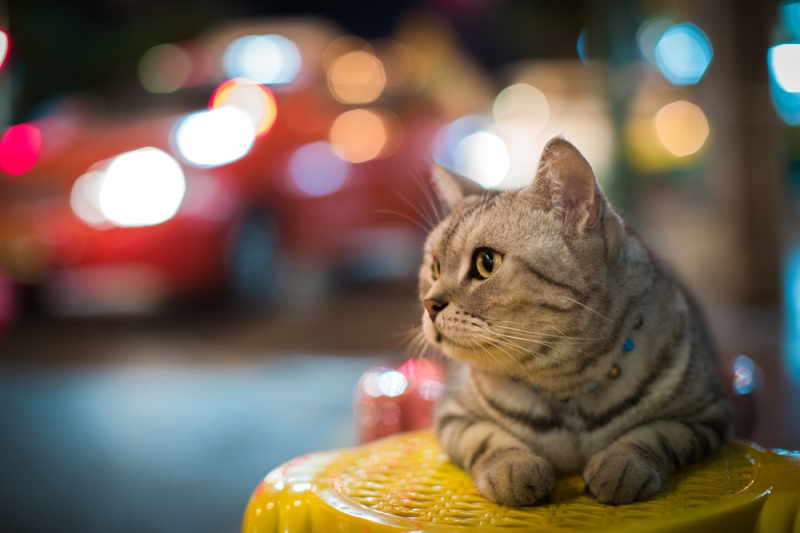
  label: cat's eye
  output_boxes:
[475,248,503,279]
[430,256,441,280]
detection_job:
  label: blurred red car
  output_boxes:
[0,26,443,315]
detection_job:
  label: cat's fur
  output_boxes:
[419,138,733,506]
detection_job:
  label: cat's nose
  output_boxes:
[424,299,448,319]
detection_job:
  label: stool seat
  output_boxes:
[242,430,800,532]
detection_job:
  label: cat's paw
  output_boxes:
[583,448,663,505]
[474,450,555,507]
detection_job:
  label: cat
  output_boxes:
[419,137,734,506]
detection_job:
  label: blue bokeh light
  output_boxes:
[223,35,302,85]
[432,114,491,171]
[654,22,713,85]
[784,2,800,40]
[732,355,756,395]
[576,28,589,63]
[289,141,349,197]
[768,45,800,126]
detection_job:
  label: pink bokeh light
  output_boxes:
[0,124,42,175]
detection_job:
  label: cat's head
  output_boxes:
[419,137,626,379]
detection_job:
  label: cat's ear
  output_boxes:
[431,162,485,212]
[526,137,603,236]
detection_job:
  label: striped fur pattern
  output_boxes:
[420,138,733,506]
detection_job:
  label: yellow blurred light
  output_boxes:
[330,109,388,163]
[493,83,550,139]
[327,51,386,104]
[138,44,192,93]
[654,100,709,157]
[210,79,277,137]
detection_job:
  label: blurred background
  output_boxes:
[0,0,798,532]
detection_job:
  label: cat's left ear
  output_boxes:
[525,137,603,236]
[431,162,486,212]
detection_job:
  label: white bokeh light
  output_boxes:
[453,131,510,188]
[0,31,8,68]
[223,35,302,85]
[770,44,800,93]
[98,148,186,227]
[362,369,408,398]
[70,171,107,225]
[289,141,349,197]
[493,84,550,139]
[174,107,255,167]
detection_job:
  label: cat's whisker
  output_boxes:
[471,322,561,348]
[375,209,430,233]
[474,334,534,381]
[471,336,526,379]
[409,169,443,226]
[489,323,609,342]
[560,296,613,322]
[391,190,437,231]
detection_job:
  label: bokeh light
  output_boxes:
[784,2,800,40]
[223,35,301,85]
[453,131,510,188]
[70,170,107,225]
[0,124,42,175]
[493,83,550,140]
[289,141,349,197]
[769,45,800,125]
[576,28,589,63]
[174,107,256,167]
[210,79,277,137]
[329,108,387,163]
[654,100,709,157]
[98,148,186,227]
[0,30,8,70]
[654,22,713,85]
[769,44,800,93]
[361,368,408,398]
[327,51,386,104]
[637,16,674,66]
[733,355,756,395]
[138,44,193,93]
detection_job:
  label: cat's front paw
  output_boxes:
[583,448,663,505]
[474,450,555,507]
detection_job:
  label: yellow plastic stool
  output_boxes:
[242,430,800,532]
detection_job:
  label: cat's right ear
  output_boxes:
[431,163,485,212]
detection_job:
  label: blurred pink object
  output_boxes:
[355,358,445,443]
[0,270,16,337]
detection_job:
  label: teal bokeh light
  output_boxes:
[654,22,713,85]
[768,44,800,125]
[783,1,800,40]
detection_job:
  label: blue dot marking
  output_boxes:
[588,385,598,393]
[623,338,634,352]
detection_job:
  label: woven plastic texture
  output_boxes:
[242,430,800,532]
[331,432,756,529]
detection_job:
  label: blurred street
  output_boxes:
[0,280,421,533]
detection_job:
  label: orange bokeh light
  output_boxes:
[327,51,386,104]
[209,79,278,137]
[329,108,402,163]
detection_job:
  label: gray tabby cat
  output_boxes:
[420,137,733,506]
